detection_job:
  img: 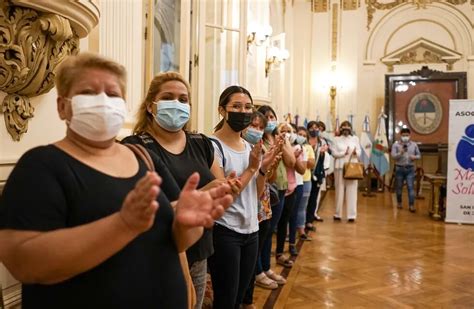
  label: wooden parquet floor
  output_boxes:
[253,190,474,309]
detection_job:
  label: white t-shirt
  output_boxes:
[294,144,307,185]
[212,136,258,234]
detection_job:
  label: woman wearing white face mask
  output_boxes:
[332,121,361,222]
[0,53,233,309]
[122,72,236,309]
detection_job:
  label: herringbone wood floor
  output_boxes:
[253,190,474,308]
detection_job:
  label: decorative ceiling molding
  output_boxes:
[365,0,468,30]
[11,0,99,38]
[0,1,99,141]
[381,38,462,72]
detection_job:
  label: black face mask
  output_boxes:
[226,112,252,132]
[341,128,351,136]
[309,129,319,138]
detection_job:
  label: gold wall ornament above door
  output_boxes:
[365,0,468,30]
[0,1,99,141]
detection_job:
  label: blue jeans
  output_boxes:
[297,181,312,228]
[395,165,415,206]
[289,185,304,244]
[261,190,286,271]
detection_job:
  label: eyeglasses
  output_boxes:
[227,102,254,112]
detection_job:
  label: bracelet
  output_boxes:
[258,168,266,177]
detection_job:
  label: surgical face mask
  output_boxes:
[68,93,126,142]
[401,136,410,143]
[264,120,277,134]
[308,129,319,138]
[154,100,190,132]
[296,135,306,145]
[226,111,252,132]
[287,132,297,144]
[243,127,264,145]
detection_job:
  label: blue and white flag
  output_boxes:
[348,113,355,135]
[359,115,373,169]
[370,110,390,176]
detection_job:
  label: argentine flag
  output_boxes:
[359,115,373,169]
[323,112,335,175]
[370,111,390,176]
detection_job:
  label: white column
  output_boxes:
[99,0,145,130]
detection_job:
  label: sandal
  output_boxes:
[255,273,278,290]
[305,223,316,232]
[264,269,287,285]
[276,254,293,268]
[300,233,312,241]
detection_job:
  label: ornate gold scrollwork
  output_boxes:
[0,3,79,141]
[365,0,468,30]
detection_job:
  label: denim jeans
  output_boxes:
[208,224,258,309]
[395,165,416,206]
[297,181,312,228]
[306,178,321,224]
[261,190,286,271]
[276,191,297,254]
[289,184,304,244]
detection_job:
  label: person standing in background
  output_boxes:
[391,128,421,212]
[332,121,361,222]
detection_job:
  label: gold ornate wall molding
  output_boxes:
[381,38,462,71]
[311,0,329,12]
[342,0,361,10]
[0,1,99,141]
[365,0,469,30]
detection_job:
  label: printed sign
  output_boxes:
[446,100,474,224]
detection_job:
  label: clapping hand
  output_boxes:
[345,146,350,155]
[294,147,303,158]
[261,144,278,172]
[226,171,242,196]
[120,172,162,234]
[175,173,233,228]
[249,141,262,171]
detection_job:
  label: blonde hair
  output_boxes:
[55,52,127,98]
[134,72,191,134]
[277,122,293,134]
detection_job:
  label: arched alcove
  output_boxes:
[365,3,473,63]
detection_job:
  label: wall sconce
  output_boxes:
[247,23,273,51]
[265,47,289,77]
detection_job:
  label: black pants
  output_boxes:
[209,224,258,309]
[242,219,272,304]
[276,191,297,254]
[306,179,321,224]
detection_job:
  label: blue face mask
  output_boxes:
[264,120,277,134]
[154,100,190,132]
[243,127,264,145]
[296,135,306,145]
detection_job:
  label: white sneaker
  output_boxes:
[264,269,287,285]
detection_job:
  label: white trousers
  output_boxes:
[334,169,358,219]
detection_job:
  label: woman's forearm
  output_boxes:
[2,213,138,284]
[173,221,203,253]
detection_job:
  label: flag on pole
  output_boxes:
[323,112,335,175]
[335,116,340,136]
[359,115,373,169]
[303,118,308,128]
[370,109,390,176]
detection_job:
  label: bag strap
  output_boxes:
[124,143,155,171]
[209,137,226,169]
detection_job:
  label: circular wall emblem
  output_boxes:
[407,92,443,135]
